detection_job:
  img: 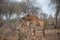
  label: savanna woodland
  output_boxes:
[0,0,60,40]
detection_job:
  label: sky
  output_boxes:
[15,0,56,16]
[36,0,56,16]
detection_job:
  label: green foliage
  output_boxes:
[44,20,48,27]
[9,19,17,23]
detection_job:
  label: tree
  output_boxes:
[23,0,39,17]
[40,13,48,20]
[53,0,60,28]
[0,0,40,20]
[51,0,60,33]
[0,0,11,19]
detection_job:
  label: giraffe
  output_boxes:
[21,14,44,35]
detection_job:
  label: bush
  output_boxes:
[9,19,17,23]
[44,20,49,27]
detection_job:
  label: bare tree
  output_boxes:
[51,0,60,33]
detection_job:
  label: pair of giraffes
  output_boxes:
[21,14,44,28]
[21,14,45,36]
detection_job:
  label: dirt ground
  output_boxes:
[24,29,60,40]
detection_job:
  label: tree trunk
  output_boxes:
[55,6,59,29]
[0,16,3,27]
[55,5,60,33]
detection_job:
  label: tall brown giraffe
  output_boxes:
[22,14,45,35]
